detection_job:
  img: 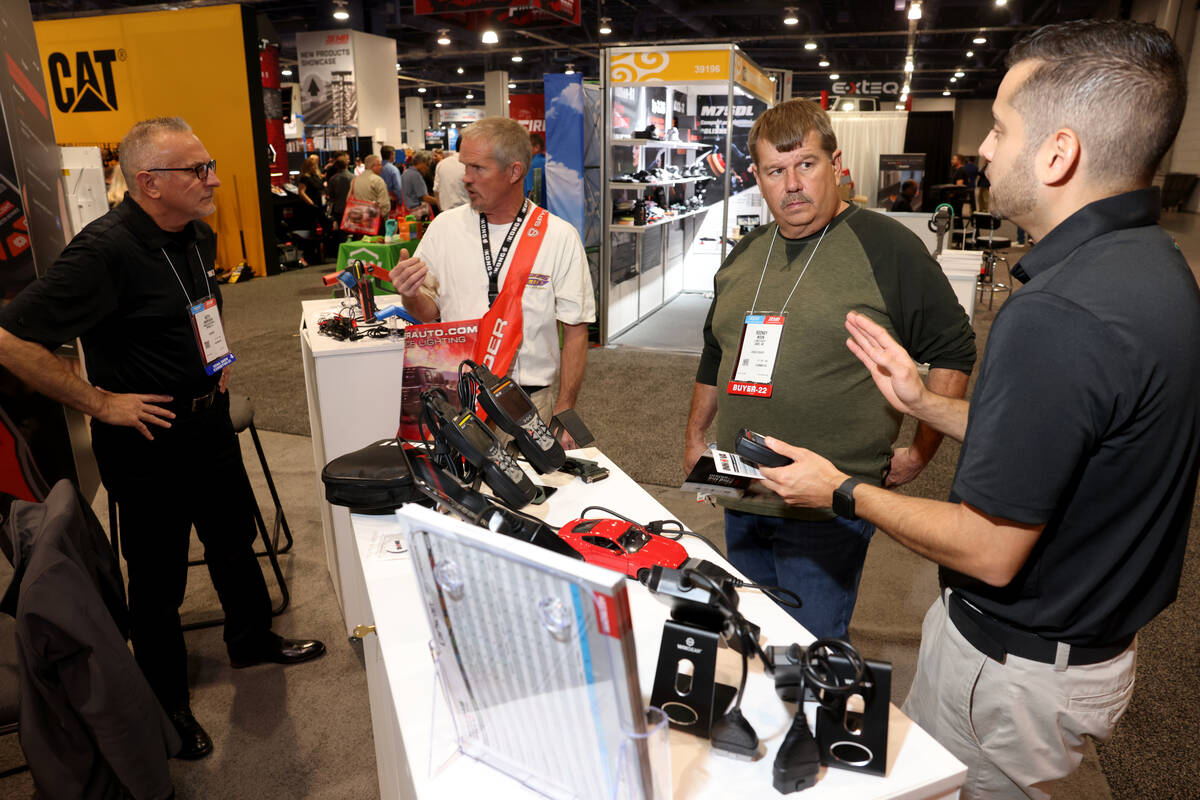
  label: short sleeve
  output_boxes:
[951,293,1130,524]
[550,222,595,325]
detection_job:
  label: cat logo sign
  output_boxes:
[47,49,121,113]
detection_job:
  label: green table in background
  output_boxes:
[336,238,422,294]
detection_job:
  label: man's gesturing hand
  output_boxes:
[95,389,175,440]
[388,249,428,296]
[844,311,928,417]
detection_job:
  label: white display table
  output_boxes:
[299,297,408,635]
[350,451,966,799]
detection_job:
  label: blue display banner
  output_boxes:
[543,72,585,239]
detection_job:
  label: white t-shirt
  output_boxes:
[414,203,595,387]
[432,154,468,210]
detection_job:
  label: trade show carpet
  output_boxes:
[4,218,1198,798]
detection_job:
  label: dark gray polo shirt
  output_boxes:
[946,188,1200,645]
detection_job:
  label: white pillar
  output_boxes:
[484,70,509,119]
[404,96,425,149]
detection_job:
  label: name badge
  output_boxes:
[189,296,237,376]
[728,313,785,397]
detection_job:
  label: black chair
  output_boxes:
[107,394,291,630]
[973,212,1012,309]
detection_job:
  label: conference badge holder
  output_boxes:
[727,313,785,398]
[189,296,237,375]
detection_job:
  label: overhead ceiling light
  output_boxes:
[804,41,817,51]
[508,82,516,89]
[973,35,987,44]
[966,50,975,58]
[950,76,958,83]
[842,101,854,111]
[456,66,464,74]
[281,67,293,77]
[954,70,965,77]
[332,0,349,21]
[904,59,914,72]
[769,75,776,82]
[995,0,1007,5]
[395,63,402,71]
[465,92,474,100]
[599,17,612,35]
[417,86,427,94]
[481,29,499,44]
[511,55,523,63]
[783,7,799,26]
[900,92,908,102]
[565,64,575,75]
[907,2,922,20]
[437,29,451,46]
[942,90,951,96]
[902,82,910,93]
[896,103,905,110]
[829,73,839,80]
[818,57,830,68]
[435,102,442,108]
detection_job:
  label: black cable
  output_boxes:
[801,638,868,714]
[579,505,635,524]
[733,581,802,609]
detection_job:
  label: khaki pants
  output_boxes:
[903,592,1136,799]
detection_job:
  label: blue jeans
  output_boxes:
[723,510,875,641]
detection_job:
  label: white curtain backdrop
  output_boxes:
[828,111,908,209]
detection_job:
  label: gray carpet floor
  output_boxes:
[3,214,1199,798]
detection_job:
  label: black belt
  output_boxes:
[165,387,220,416]
[947,591,1133,667]
[520,385,547,396]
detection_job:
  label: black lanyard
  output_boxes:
[480,199,529,306]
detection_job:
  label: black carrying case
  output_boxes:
[321,439,425,514]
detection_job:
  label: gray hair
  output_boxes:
[1006,20,1186,186]
[119,117,192,194]
[364,154,381,169]
[460,117,532,175]
[411,150,432,166]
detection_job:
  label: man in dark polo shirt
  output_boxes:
[756,21,1199,797]
[683,98,975,640]
[0,117,325,761]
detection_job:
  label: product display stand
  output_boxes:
[600,44,774,342]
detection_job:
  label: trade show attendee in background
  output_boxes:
[976,163,991,213]
[351,154,390,218]
[388,117,594,436]
[353,156,365,176]
[433,140,468,211]
[950,153,969,186]
[326,153,352,228]
[0,116,326,761]
[683,98,975,640]
[963,155,979,191]
[296,154,325,229]
[106,160,127,207]
[401,150,439,216]
[751,21,1198,798]
[891,179,918,212]
[379,145,404,212]
[525,132,547,206]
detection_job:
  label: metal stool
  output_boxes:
[107,393,291,630]
[973,212,1012,309]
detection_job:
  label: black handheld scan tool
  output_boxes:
[465,361,566,474]
[735,428,793,469]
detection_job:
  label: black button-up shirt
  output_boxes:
[946,188,1200,644]
[0,194,222,400]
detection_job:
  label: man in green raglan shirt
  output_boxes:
[684,99,976,640]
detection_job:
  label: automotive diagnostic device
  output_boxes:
[422,390,537,509]
[734,427,793,468]
[461,361,566,474]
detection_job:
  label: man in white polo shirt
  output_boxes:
[389,116,594,439]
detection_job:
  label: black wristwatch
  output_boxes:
[832,478,862,520]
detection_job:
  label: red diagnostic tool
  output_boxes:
[555,518,688,581]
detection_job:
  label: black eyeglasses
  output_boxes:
[146,160,216,181]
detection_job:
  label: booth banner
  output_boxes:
[508,94,545,133]
[439,108,483,124]
[610,49,729,85]
[0,0,69,293]
[260,44,288,188]
[645,87,667,137]
[544,73,584,240]
[697,94,766,202]
[733,52,774,104]
[610,85,640,137]
[296,30,357,129]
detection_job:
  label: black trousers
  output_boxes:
[91,391,272,711]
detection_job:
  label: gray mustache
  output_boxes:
[784,192,813,204]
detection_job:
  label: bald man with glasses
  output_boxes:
[0,117,325,761]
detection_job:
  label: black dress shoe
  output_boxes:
[229,635,327,669]
[168,709,213,760]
